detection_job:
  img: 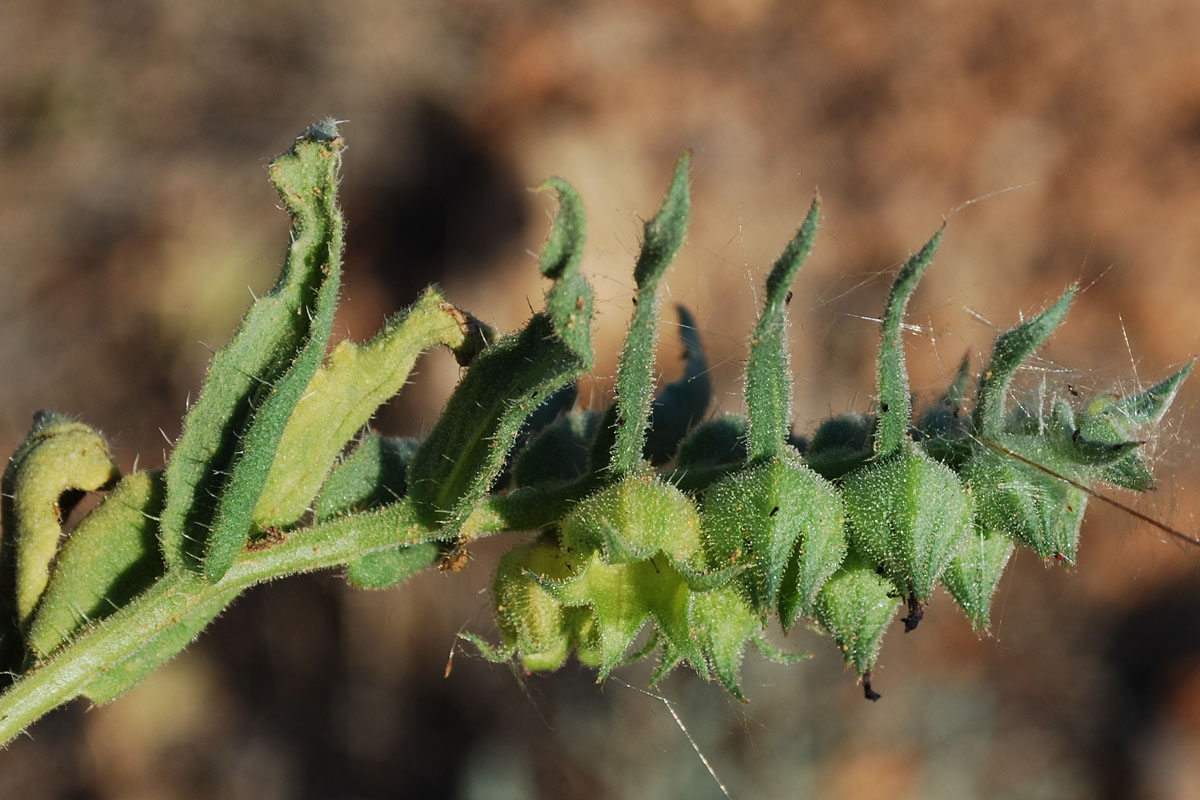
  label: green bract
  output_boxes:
[0,124,1192,744]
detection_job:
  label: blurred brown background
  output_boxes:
[4,1,1200,798]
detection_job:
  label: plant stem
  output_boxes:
[0,502,389,744]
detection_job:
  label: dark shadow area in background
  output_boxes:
[343,98,527,309]
[1095,574,1200,800]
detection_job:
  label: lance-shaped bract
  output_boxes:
[875,229,942,455]
[744,197,820,463]
[609,153,691,478]
[1077,359,1195,491]
[161,120,346,580]
[973,287,1076,438]
[0,412,120,643]
[704,198,845,625]
[962,289,1085,564]
[841,229,972,618]
[406,179,595,542]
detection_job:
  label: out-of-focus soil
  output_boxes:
[3,2,1200,798]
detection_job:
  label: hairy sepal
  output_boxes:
[814,553,899,678]
[542,550,706,679]
[843,442,973,603]
[964,436,1088,562]
[468,535,597,672]
[560,475,705,568]
[701,451,845,624]
[973,287,1076,438]
[665,583,761,700]
[1076,360,1194,490]
[941,526,1015,632]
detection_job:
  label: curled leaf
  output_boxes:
[162,122,347,580]
[1,412,120,636]
[28,471,165,658]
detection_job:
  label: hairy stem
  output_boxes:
[0,484,584,747]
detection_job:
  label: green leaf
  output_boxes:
[161,122,346,579]
[312,434,437,590]
[406,179,594,541]
[610,153,692,477]
[27,471,165,659]
[253,287,484,528]
[346,544,442,591]
[875,229,943,455]
[201,128,348,582]
[745,197,820,462]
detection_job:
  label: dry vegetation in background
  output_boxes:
[2,2,1200,798]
